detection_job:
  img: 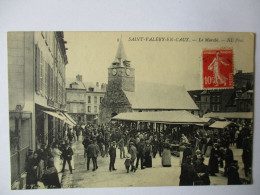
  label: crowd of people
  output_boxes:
[81,122,174,174]
[25,127,77,189]
[25,119,253,189]
[178,122,253,186]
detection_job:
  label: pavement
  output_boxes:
[60,137,248,188]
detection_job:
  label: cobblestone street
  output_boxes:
[60,137,246,188]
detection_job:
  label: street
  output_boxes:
[60,137,245,188]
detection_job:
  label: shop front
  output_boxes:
[9,110,32,186]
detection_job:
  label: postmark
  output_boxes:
[202,49,234,89]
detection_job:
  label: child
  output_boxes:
[124,155,131,173]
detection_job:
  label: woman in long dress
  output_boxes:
[51,143,62,172]
[162,142,171,167]
[143,140,152,168]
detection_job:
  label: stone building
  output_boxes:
[99,39,199,124]
[8,31,71,188]
[66,75,106,124]
[188,71,254,116]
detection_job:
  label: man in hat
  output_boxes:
[109,141,117,171]
[136,138,145,169]
[86,140,98,171]
[61,143,73,174]
[208,143,219,176]
[224,144,234,177]
[182,143,192,165]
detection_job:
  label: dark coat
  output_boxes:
[36,148,48,162]
[227,165,242,185]
[137,141,145,156]
[109,146,117,158]
[208,147,219,174]
[225,148,234,167]
[194,163,210,185]
[179,163,196,186]
[86,143,98,158]
[182,147,192,164]
[82,137,91,149]
[42,167,61,188]
[62,147,73,160]
[26,157,38,186]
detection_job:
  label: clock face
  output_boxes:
[112,68,117,76]
[126,69,130,76]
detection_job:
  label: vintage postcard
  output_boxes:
[8,31,254,189]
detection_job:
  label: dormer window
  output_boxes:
[123,60,131,66]
[70,82,78,89]
[89,87,94,92]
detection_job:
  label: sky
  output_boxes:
[64,31,254,90]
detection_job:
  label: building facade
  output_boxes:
[100,39,198,124]
[188,71,254,116]
[66,75,106,124]
[8,31,69,187]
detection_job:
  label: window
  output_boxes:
[212,95,215,102]
[216,95,220,103]
[216,104,220,111]
[89,87,94,92]
[94,96,97,104]
[94,106,97,113]
[79,94,84,100]
[40,51,44,93]
[100,97,103,103]
[88,96,91,103]
[45,61,48,96]
[88,106,91,113]
[72,104,77,113]
[35,44,40,92]
[212,105,216,111]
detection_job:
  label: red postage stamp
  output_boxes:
[202,49,234,89]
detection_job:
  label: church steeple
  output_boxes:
[108,37,135,92]
[112,37,131,67]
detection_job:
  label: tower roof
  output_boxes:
[115,38,128,61]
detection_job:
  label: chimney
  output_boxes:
[237,70,242,74]
[76,74,82,81]
[96,82,99,87]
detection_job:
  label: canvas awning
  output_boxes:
[43,110,66,121]
[112,110,205,124]
[209,121,238,129]
[63,112,77,125]
[43,111,75,126]
[203,112,253,119]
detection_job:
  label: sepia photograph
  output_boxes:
[8,31,255,190]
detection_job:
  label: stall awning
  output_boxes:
[112,110,205,124]
[209,121,238,129]
[42,111,75,126]
[43,111,66,121]
[203,112,253,119]
[63,113,77,125]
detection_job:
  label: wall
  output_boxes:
[8,32,26,110]
[86,92,105,115]
[99,90,132,124]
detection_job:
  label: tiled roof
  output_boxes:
[66,78,106,92]
[124,82,199,110]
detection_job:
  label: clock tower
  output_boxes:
[107,38,135,92]
[100,38,135,124]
